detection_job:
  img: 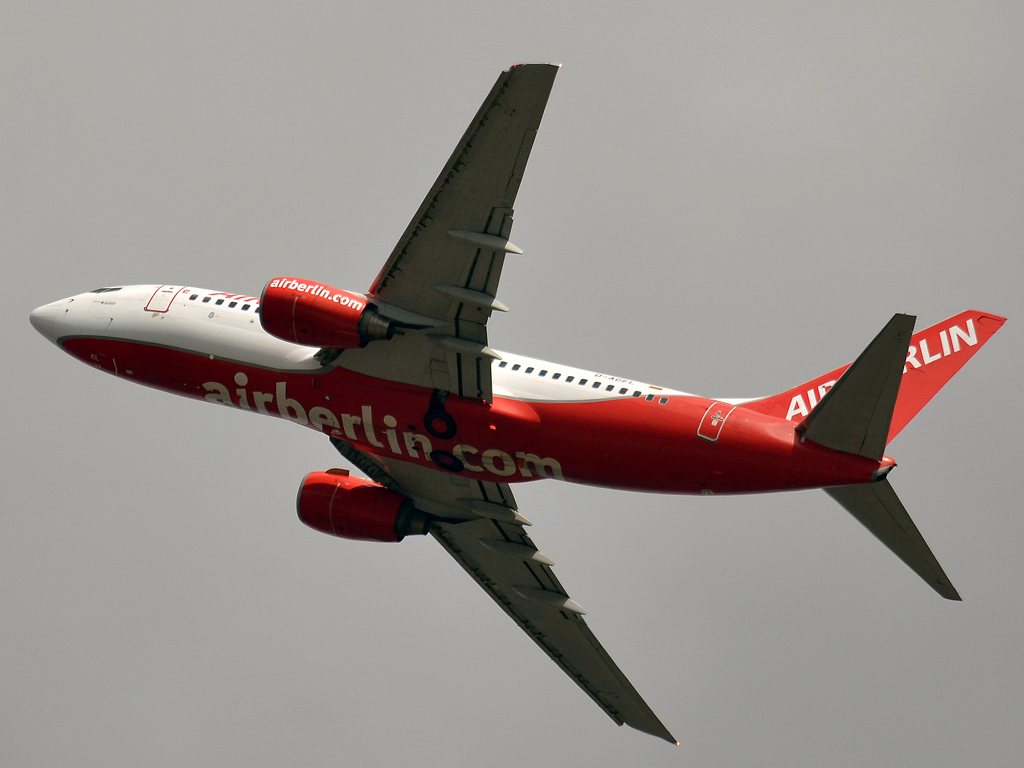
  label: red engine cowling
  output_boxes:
[296,470,429,542]
[260,276,394,348]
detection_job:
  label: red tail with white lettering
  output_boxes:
[744,311,1006,442]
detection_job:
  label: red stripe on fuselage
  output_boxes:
[61,336,883,494]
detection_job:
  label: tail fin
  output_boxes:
[744,310,1006,443]
[809,318,962,598]
[826,480,961,600]
[745,311,1006,600]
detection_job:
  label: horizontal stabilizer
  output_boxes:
[799,314,914,460]
[825,480,960,600]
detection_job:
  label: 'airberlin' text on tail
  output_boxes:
[742,310,1006,443]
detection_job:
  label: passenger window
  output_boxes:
[565,376,574,383]
[646,394,655,401]
[606,384,614,391]
[525,367,534,374]
[228,301,237,308]
[659,397,668,404]
[552,373,560,380]
[579,379,587,386]
[539,370,547,377]
[498,361,507,368]
[242,304,250,311]
[202,297,211,303]
[189,294,198,301]
[633,391,642,397]
[619,388,628,394]
[512,364,521,371]
[215,299,224,306]
[592,382,600,389]
[255,307,260,314]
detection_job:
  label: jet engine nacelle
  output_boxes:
[297,470,430,542]
[260,276,395,348]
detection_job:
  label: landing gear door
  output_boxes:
[697,402,736,443]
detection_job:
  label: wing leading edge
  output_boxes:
[330,438,677,743]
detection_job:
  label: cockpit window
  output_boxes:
[89,287,122,293]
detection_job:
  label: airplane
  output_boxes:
[29,64,1006,744]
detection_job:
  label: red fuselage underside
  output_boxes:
[64,337,884,494]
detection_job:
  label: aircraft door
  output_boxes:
[145,286,184,313]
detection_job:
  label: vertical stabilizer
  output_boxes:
[742,311,1006,444]
[887,312,1006,440]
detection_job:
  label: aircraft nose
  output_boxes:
[29,301,60,343]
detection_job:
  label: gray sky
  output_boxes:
[3,2,1023,765]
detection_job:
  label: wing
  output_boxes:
[339,64,559,402]
[329,438,677,743]
[431,518,677,743]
